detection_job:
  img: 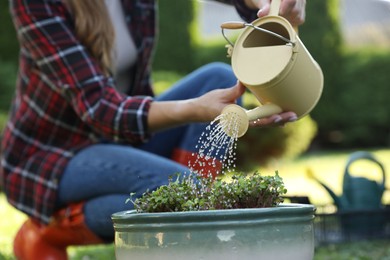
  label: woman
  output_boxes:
[1,0,305,259]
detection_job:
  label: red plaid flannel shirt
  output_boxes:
[0,0,255,224]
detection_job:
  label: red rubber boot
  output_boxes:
[171,148,222,179]
[13,202,103,260]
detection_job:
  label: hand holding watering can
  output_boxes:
[220,0,323,138]
[255,0,306,27]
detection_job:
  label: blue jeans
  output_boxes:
[57,62,237,240]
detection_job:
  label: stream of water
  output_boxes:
[188,112,241,177]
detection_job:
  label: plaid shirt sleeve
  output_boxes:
[12,0,152,142]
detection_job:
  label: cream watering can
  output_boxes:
[219,0,323,138]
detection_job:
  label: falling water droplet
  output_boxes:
[189,111,241,176]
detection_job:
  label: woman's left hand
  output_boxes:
[249,111,298,128]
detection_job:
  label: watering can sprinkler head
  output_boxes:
[220,103,283,138]
[220,104,249,138]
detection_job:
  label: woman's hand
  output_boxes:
[249,111,297,128]
[254,0,306,27]
[148,81,245,132]
[193,81,246,122]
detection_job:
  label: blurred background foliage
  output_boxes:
[0,1,18,113]
[300,0,390,150]
[154,0,390,166]
[1,0,389,167]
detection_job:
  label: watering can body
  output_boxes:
[312,151,386,211]
[341,151,386,210]
[310,151,387,237]
[220,0,323,138]
[229,16,323,119]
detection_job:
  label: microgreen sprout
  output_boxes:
[127,171,287,213]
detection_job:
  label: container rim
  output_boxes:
[112,203,316,231]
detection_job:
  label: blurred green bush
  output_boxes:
[0,1,18,62]
[0,61,17,112]
[236,115,318,171]
[301,0,390,148]
[153,0,196,73]
[1,0,389,166]
[0,1,18,114]
[330,49,390,148]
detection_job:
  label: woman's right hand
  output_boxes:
[256,0,306,27]
[147,81,244,132]
[193,81,246,122]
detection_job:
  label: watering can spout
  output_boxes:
[220,103,283,138]
[306,168,347,209]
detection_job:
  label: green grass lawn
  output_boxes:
[1,149,389,259]
[315,240,390,260]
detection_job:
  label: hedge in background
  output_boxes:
[236,115,318,171]
[0,61,17,113]
[299,0,345,147]
[153,0,196,73]
[333,50,390,147]
[0,1,18,113]
[0,1,18,62]
[300,0,390,148]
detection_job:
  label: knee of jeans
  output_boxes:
[197,63,242,105]
[202,62,236,86]
[205,62,237,81]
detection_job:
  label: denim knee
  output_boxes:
[200,62,237,88]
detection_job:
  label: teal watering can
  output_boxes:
[309,151,386,211]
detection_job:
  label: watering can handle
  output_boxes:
[344,151,386,188]
[269,0,299,32]
[220,22,246,30]
[269,0,281,16]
